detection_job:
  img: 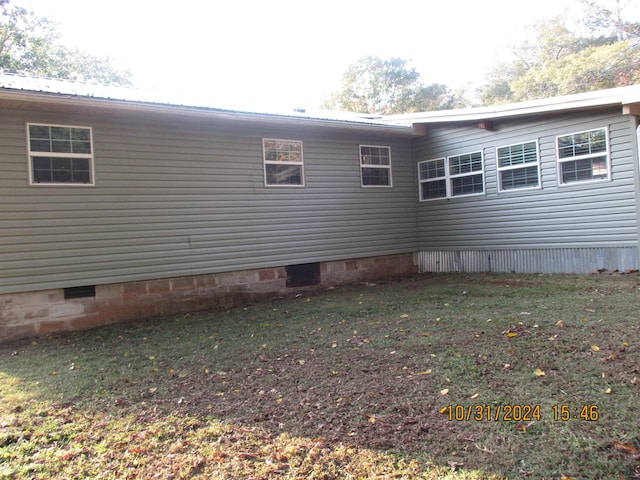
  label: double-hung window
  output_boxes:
[418,151,484,200]
[263,138,304,186]
[496,140,540,191]
[27,123,94,185]
[556,128,610,184]
[360,145,392,187]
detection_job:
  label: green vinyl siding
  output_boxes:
[0,109,417,294]
[414,110,638,253]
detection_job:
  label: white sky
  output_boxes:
[12,0,639,113]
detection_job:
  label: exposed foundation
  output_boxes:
[0,253,417,341]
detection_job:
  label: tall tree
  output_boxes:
[479,1,640,105]
[0,1,131,85]
[323,56,465,115]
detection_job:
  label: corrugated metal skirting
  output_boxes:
[418,248,639,274]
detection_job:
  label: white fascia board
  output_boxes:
[383,84,640,125]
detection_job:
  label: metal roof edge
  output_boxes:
[382,84,640,125]
[0,74,417,135]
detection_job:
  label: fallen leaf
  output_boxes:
[149,387,157,394]
[515,421,536,433]
[470,393,480,399]
[236,452,257,460]
[610,441,639,454]
[420,369,432,375]
[507,332,518,338]
[591,345,600,352]
[533,368,545,377]
[50,371,57,376]
[440,388,449,396]
[583,307,596,313]
[400,314,409,318]
[605,388,612,394]
[555,320,565,327]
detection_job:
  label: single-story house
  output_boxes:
[1,74,639,339]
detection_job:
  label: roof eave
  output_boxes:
[383,84,640,126]
[0,88,421,137]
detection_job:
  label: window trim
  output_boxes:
[417,157,447,201]
[262,138,305,187]
[27,123,95,186]
[359,144,392,188]
[418,150,485,201]
[496,140,541,193]
[555,127,611,186]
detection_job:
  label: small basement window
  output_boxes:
[64,285,96,299]
[286,263,321,288]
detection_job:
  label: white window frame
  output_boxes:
[496,140,541,193]
[262,138,305,187]
[360,144,392,187]
[417,157,447,200]
[27,123,95,186]
[418,151,484,201]
[556,127,611,186]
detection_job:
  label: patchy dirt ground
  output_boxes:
[2,274,640,478]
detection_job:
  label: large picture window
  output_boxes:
[360,145,392,187]
[263,138,304,186]
[418,151,484,200]
[556,128,610,185]
[27,124,94,185]
[496,140,540,191]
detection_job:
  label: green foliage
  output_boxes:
[0,1,131,85]
[480,1,640,105]
[323,55,466,114]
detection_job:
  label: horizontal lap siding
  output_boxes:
[0,109,417,294]
[414,110,639,252]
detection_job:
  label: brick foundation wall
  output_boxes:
[0,254,417,341]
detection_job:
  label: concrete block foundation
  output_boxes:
[0,254,417,341]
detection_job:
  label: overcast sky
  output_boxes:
[14,0,639,113]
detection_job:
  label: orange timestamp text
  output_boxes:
[443,404,600,422]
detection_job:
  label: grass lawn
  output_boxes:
[1,273,639,479]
